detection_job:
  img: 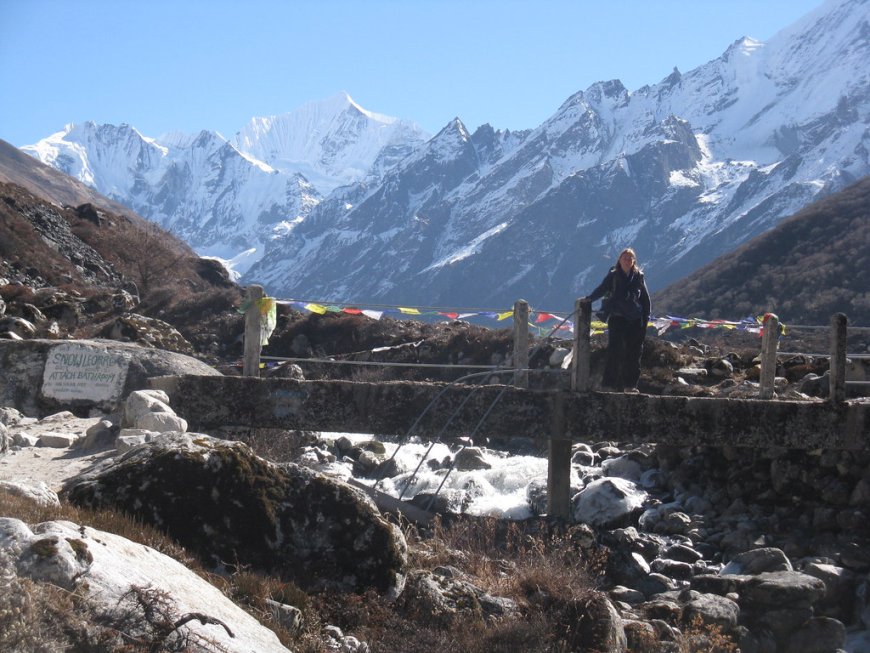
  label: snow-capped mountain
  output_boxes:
[22,94,428,273]
[22,0,869,311]
[231,92,429,193]
[247,0,869,308]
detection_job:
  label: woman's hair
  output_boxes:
[615,247,641,273]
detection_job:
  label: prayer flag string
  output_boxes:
[271,299,785,338]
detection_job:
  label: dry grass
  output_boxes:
[1,487,735,653]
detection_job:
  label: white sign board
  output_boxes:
[42,343,129,402]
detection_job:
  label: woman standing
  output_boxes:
[585,248,651,392]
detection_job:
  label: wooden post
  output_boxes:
[830,313,847,405]
[243,284,265,377]
[548,394,572,520]
[759,314,779,399]
[571,298,592,392]
[513,299,529,388]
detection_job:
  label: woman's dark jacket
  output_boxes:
[588,266,651,323]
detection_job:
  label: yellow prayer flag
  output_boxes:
[497,310,513,321]
[305,303,328,314]
[399,307,421,315]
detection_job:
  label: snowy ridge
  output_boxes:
[231,92,429,193]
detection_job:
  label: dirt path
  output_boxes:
[1,415,116,492]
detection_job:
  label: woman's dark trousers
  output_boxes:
[602,316,646,389]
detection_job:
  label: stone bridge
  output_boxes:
[149,374,870,519]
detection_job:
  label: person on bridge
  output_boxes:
[584,247,651,393]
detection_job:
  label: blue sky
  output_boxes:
[0,0,824,147]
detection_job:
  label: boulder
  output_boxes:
[785,616,846,653]
[453,446,491,471]
[574,477,647,528]
[558,593,627,653]
[682,592,740,632]
[398,568,518,626]
[62,432,407,594]
[0,481,60,506]
[37,431,79,448]
[0,518,289,652]
[741,571,826,609]
[721,547,793,575]
[0,339,220,417]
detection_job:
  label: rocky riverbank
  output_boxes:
[3,386,870,652]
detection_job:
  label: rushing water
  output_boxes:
[313,433,554,519]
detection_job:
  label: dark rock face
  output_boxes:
[62,433,407,594]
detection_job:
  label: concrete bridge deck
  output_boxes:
[150,375,869,451]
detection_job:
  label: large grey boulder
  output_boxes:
[62,432,407,594]
[0,518,289,652]
[0,338,220,417]
[741,571,827,609]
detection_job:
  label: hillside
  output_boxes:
[0,180,243,359]
[654,175,870,327]
[0,138,141,218]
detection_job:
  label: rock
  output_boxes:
[610,585,646,605]
[62,433,407,594]
[574,477,647,528]
[267,362,305,380]
[683,592,740,631]
[602,455,643,482]
[691,574,752,596]
[741,571,826,609]
[0,316,36,338]
[711,358,734,377]
[0,480,60,506]
[677,367,708,381]
[81,419,118,451]
[784,616,846,653]
[38,431,79,448]
[801,561,855,619]
[0,339,221,416]
[0,406,25,426]
[122,389,172,427]
[665,543,703,564]
[564,593,628,652]
[0,518,290,652]
[135,411,187,433]
[398,568,518,626]
[721,547,793,575]
[265,599,303,634]
[453,446,491,471]
[572,443,598,466]
[651,558,694,581]
[410,489,471,514]
[840,542,870,570]
[12,430,38,447]
[549,347,570,367]
[101,312,194,354]
[116,429,157,453]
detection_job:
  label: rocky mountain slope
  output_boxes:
[246,0,869,309]
[0,177,243,360]
[654,175,870,326]
[21,93,428,271]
